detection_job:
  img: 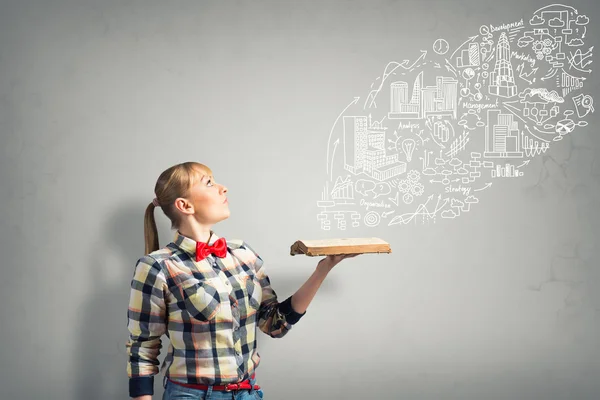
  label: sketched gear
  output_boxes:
[532,41,544,52]
[398,179,411,193]
[407,170,421,182]
[411,182,425,196]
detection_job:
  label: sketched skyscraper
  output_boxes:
[489,32,517,98]
[484,109,523,158]
[389,82,408,114]
[388,71,422,119]
[342,116,368,174]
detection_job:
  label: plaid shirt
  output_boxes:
[126,230,304,397]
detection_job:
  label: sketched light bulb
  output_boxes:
[401,138,416,162]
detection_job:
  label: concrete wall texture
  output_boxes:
[1,1,599,399]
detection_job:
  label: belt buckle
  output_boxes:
[224,383,238,392]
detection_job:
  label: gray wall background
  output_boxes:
[1,1,599,399]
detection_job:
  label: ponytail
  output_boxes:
[144,202,160,255]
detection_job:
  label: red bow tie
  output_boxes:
[195,237,227,262]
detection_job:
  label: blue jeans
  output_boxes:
[162,375,264,400]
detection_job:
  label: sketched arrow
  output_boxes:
[364,61,407,109]
[516,160,531,169]
[450,35,479,61]
[541,68,558,81]
[405,50,428,71]
[474,182,492,192]
[329,139,340,181]
[434,198,450,214]
[366,51,427,109]
[445,64,454,75]
[326,97,360,176]
[516,63,538,84]
[433,194,440,211]
[444,59,458,77]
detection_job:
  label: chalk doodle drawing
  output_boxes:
[317,4,594,230]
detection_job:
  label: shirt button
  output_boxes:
[225,280,230,286]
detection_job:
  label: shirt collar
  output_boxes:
[173,229,223,259]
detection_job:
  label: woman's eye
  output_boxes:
[207,180,214,187]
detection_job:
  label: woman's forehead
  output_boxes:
[193,167,211,178]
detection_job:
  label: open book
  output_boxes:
[290,237,391,256]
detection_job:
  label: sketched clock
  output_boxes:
[317,3,594,230]
[433,39,450,55]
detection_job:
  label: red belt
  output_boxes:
[168,374,260,392]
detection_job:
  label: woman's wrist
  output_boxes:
[316,259,334,273]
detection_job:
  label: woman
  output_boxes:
[126,162,358,399]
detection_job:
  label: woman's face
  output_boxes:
[186,172,230,224]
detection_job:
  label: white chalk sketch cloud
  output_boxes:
[317,4,594,230]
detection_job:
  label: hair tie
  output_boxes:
[152,198,160,207]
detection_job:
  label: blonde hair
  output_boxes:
[144,161,212,254]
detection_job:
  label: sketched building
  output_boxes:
[389,71,456,120]
[489,32,517,98]
[343,116,406,181]
[388,72,422,119]
[342,116,368,174]
[422,76,458,119]
[390,82,408,111]
[484,109,523,158]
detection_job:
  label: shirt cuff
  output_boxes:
[129,376,154,398]
[278,295,306,325]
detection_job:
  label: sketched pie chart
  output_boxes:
[462,68,475,80]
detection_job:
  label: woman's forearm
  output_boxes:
[289,261,334,314]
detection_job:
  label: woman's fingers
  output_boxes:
[325,253,361,265]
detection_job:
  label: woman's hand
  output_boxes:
[317,253,361,271]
